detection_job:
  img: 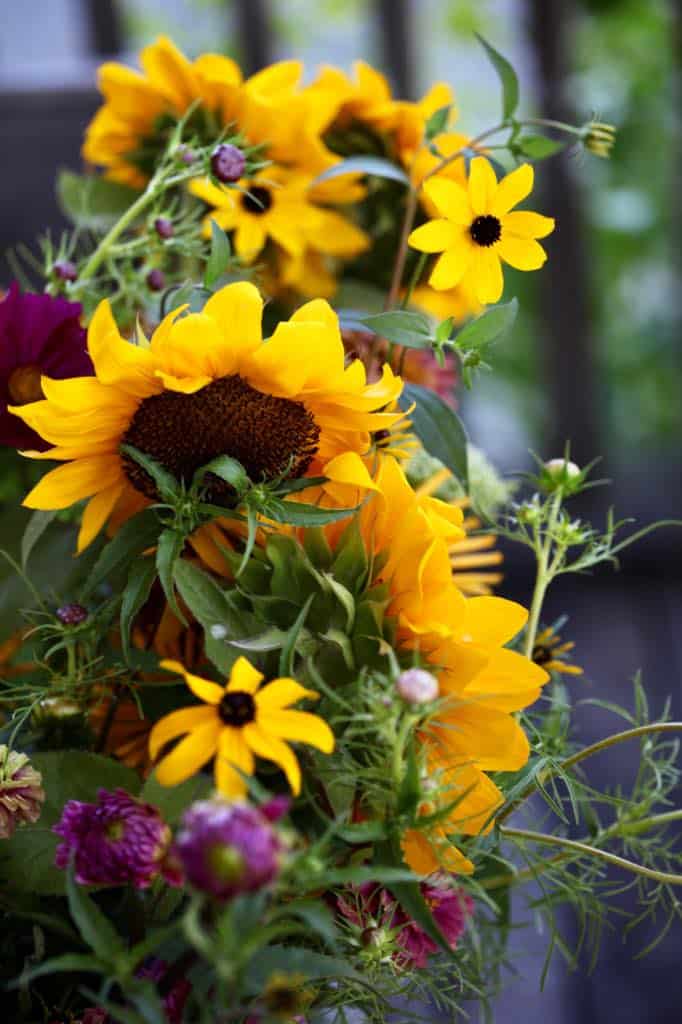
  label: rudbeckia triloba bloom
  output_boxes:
[533,625,583,676]
[12,283,402,553]
[0,284,92,450]
[189,166,368,266]
[408,156,555,305]
[149,656,335,796]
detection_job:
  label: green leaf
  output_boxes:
[399,382,468,487]
[322,573,355,633]
[120,557,157,662]
[272,899,339,949]
[245,945,363,990]
[476,34,519,120]
[155,529,187,625]
[397,734,421,817]
[359,310,433,349]
[140,771,212,824]
[21,510,58,569]
[67,861,124,960]
[279,593,314,676]
[193,454,249,495]
[424,104,452,141]
[173,559,257,672]
[517,134,565,159]
[16,952,104,984]
[266,498,358,527]
[335,821,391,843]
[0,752,140,894]
[454,297,518,353]
[204,219,233,288]
[120,444,178,502]
[81,508,160,600]
[57,170,140,229]
[317,866,418,887]
[313,155,410,187]
[230,627,291,652]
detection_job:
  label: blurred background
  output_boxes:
[0,1,680,1020]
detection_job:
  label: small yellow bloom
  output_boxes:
[532,626,583,676]
[149,656,335,796]
[408,156,555,305]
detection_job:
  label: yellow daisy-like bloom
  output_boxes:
[415,467,503,596]
[149,656,334,796]
[533,626,583,676]
[11,282,403,552]
[408,156,555,305]
[189,166,368,266]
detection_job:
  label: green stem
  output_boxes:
[499,824,682,886]
[523,492,563,659]
[392,714,416,790]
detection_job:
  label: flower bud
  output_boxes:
[0,746,45,838]
[146,268,166,292]
[583,121,616,159]
[396,668,439,705]
[544,458,580,480]
[175,144,196,165]
[154,217,174,240]
[211,143,246,183]
[56,602,88,626]
[53,259,78,282]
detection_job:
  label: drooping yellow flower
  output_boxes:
[11,283,403,552]
[533,626,583,676]
[149,656,334,796]
[408,156,555,304]
[189,166,368,266]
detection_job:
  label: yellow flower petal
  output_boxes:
[154,718,221,786]
[459,596,528,647]
[234,218,267,262]
[429,237,472,290]
[471,247,504,304]
[401,828,474,876]
[22,455,122,510]
[257,709,335,753]
[149,705,218,760]
[463,647,548,712]
[496,236,548,271]
[255,678,319,710]
[160,659,225,705]
[215,727,255,797]
[502,210,555,239]
[408,219,457,254]
[468,156,498,215]
[88,300,158,398]
[422,177,472,224]
[435,702,529,772]
[290,297,341,333]
[228,656,264,695]
[491,162,534,216]
[243,723,302,794]
[77,481,125,553]
[203,282,264,368]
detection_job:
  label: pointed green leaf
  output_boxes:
[517,134,565,159]
[359,310,433,349]
[81,508,160,600]
[57,170,140,229]
[67,861,124,960]
[313,155,410,187]
[193,454,249,494]
[476,34,519,120]
[204,218,233,288]
[17,953,104,984]
[120,557,157,662]
[21,509,58,569]
[155,529,187,625]
[454,297,518,353]
[279,593,314,676]
[266,499,358,527]
[399,382,468,487]
[120,444,178,502]
[424,104,453,141]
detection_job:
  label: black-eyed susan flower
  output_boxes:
[408,156,555,305]
[11,282,403,552]
[149,656,335,797]
[532,626,583,676]
[189,166,368,266]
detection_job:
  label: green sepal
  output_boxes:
[155,528,187,625]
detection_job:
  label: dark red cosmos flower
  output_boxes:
[0,282,93,450]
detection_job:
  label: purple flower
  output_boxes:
[53,788,177,889]
[0,282,92,449]
[337,879,473,970]
[175,798,286,900]
[0,745,45,839]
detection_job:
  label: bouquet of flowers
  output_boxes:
[0,33,679,1024]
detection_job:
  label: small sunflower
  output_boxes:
[149,656,334,796]
[408,156,555,304]
[12,283,403,552]
[532,626,583,676]
[189,166,368,266]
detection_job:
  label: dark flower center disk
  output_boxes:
[7,364,44,405]
[469,214,501,247]
[532,644,552,666]
[121,373,320,502]
[241,186,273,215]
[218,690,256,726]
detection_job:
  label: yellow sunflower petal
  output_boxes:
[203,282,264,368]
[255,678,319,710]
[22,455,122,511]
[228,656,264,695]
[463,647,548,712]
[408,219,456,253]
[77,481,125,553]
[215,727,255,797]
[401,828,474,876]
[459,596,528,647]
[149,705,218,760]
[242,723,302,794]
[234,218,267,261]
[429,238,472,291]
[154,718,221,786]
[422,177,472,224]
[496,236,548,271]
[159,659,224,705]
[290,297,340,333]
[491,162,534,216]
[468,156,498,215]
[257,709,335,753]
[502,210,555,239]
[435,702,529,772]
[88,300,158,398]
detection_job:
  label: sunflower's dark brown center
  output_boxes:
[7,364,44,405]
[469,214,501,247]
[218,690,256,726]
[121,373,320,502]
[241,186,273,214]
[532,644,552,666]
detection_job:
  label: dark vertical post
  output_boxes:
[526,0,601,465]
[374,0,417,98]
[233,0,274,74]
[82,0,124,57]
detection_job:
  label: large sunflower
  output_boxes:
[12,283,402,552]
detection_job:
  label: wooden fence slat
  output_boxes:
[81,0,124,56]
